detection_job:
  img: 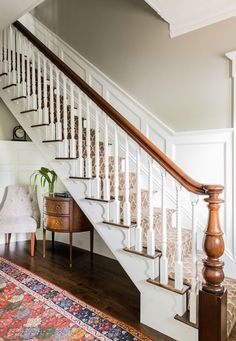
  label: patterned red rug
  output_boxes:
[0,257,151,340]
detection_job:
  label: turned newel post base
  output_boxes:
[199,185,227,341]
[199,289,227,341]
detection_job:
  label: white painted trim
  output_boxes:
[17,13,236,276]
[170,8,236,38]
[225,52,236,267]
[143,0,236,38]
[173,130,234,262]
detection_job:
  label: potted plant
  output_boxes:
[31,167,58,197]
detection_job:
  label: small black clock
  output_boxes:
[12,126,27,141]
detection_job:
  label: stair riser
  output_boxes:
[119,190,159,218]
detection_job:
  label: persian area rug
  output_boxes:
[0,257,151,341]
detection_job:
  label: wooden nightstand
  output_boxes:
[43,195,93,267]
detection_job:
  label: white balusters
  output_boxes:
[21,38,27,97]
[111,125,120,223]
[62,75,68,156]
[11,27,16,84]
[69,82,76,158]
[189,195,199,324]
[55,69,62,140]
[147,158,155,256]
[42,56,49,124]
[47,63,55,140]
[135,147,142,252]
[8,26,12,85]
[3,28,7,74]
[16,31,21,96]
[123,135,131,226]
[85,98,92,177]
[103,114,110,200]
[160,169,168,285]
[94,108,101,198]
[26,40,31,110]
[37,51,42,123]
[175,184,183,290]
[31,46,37,109]
[77,91,83,176]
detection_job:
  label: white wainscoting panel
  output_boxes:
[173,129,234,270]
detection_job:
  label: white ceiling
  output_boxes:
[1,0,236,39]
[144,0,236,37]
[0,0,44,30]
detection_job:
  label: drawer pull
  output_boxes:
[55,219,62,226]
[55,205,62,212]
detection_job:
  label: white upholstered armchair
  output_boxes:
[0,185,40,256]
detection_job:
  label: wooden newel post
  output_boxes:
[199,185,227,341]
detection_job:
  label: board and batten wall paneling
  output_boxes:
[173,130,234,265]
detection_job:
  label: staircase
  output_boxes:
[0,21,235,341]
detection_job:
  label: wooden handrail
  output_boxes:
[14,20,222,196]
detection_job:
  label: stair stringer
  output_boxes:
[0,88,198,341]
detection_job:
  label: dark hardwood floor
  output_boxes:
[0,240,173,341]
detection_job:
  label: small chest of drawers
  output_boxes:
[43,195,93,267]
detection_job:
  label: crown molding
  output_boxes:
[144,0,236,38]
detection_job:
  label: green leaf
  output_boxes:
[39,170,51,184]
[41,167,50,175]
[43,176,47,188]
[33,174,39,190]
[30,167,58,194]
[40,175,44,188]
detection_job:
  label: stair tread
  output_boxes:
[20,109,38,114]
[69,176,93,180]
[31,124,49,128]
[2,83,16,90]
[85,196,114,203]
[11,95,27,101]
[43,139,63,143]
[147,276,190,295]
[124,246,161,259]
[174,311,198,329]
[168,250,236,336]
[103,220,137,229]
[55,157,78,160]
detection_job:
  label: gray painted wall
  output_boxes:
[32,0,236,131]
